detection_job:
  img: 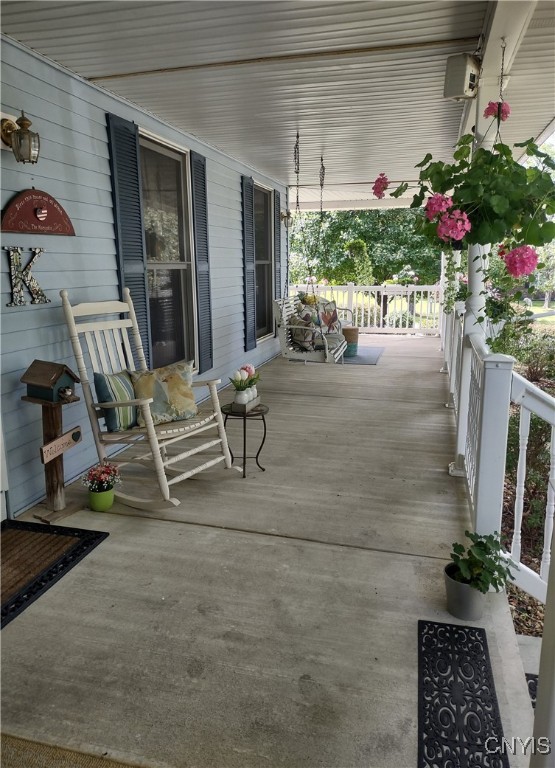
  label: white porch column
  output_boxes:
[530,528,555,767]
[450,243,489,474]
[472,349,514,534]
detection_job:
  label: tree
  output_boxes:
[289,208,440,285]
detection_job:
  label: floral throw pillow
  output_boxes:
[130,361,197,427]
[317,300,340,333]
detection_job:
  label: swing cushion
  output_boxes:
[130,361,197,426]
[288,307,316,351]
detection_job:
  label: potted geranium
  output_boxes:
[373,99,555,323]
[445,530,517,620]
[82,461,121,512]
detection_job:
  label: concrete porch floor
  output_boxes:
[1,335,534,768]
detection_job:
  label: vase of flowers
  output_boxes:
[82,461,121,512]
[229,364,261,412]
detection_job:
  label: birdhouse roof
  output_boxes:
[20,359,80,388]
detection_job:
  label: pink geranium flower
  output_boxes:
[501,245,539,277]
[425,193,453,221]
[372,173,389,199]
[483,101,511,122]
[437,210,472,242]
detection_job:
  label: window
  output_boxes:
[140,138,196,368]
[254,185,274,338]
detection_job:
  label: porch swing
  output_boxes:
[273,133,351,364]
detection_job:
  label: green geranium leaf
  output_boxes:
[454,145,471,162]
[540,221,555,241]
[415,153,433,168]
[458,134,474,145]
[514,137,535,147]
[489,195,510,215]
[391,182,409,198]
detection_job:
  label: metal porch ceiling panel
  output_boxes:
[2,1,553,207]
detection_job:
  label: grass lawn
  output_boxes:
[530,300,555,325]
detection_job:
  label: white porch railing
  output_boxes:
[508,372,555,603]
[441,298,555,761]
[289,283,442,334]
[444,313,553,603]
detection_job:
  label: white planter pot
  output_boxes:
[234,390,249,405]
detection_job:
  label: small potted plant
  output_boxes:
[82,461,121,512]
[445,530,517,621]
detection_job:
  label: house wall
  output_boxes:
[1,37,286,516]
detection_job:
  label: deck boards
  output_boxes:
[2,335,533,768]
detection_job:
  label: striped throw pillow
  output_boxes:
[93,370,137,432]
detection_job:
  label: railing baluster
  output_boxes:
[540,425,555,580]
[511,407,530,563]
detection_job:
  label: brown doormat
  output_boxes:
[1,519,108,629]
[1,733,144,767]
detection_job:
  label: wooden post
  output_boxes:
[42,403,65,511]
[22,394,80,512]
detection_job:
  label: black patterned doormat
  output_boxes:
[526,673,538,709]
[418,620,509,768]
[1,519,108,629]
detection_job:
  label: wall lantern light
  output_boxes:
[280,209,293,228]
[1,111,40,164]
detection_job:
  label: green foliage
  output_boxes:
[289,209,440,285]
[449,531,517,593]
[402,133,555,249]
[491,323,555,381]
[386,310,414,328]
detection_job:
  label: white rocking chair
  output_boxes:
[61,288,232,510]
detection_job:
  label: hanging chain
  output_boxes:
[284,131,300,299]
[309,155,326,296]
[294,131,300,214]
[499,37,506,101]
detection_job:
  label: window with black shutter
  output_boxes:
[242,178,279,348]
[107,113,212,373]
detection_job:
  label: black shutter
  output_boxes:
[242,175,256,351]
[191,151,213,374]
[274,191,282,299]
[106,113,151,367]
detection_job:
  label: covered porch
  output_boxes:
[2,335,533,767]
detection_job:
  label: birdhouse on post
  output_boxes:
[20,360,81,514]
[21,359,79,404]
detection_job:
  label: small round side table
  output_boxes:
[221,403,269,478]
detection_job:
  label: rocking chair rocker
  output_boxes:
[61,288,232,510]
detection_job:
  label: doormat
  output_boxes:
[1,733,142,768]
[526,673,538,709]
[343,347,384,365]
[1,519,108,629]
[418,620,509,768]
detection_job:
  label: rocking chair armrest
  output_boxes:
[94,397,153,409]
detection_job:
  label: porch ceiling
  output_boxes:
[2,1,554,209]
